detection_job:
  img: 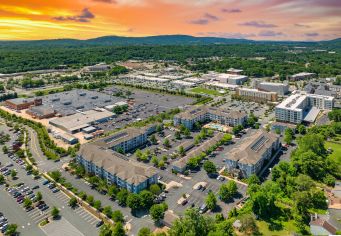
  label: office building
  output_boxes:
[5,98,42,110]
[236,88,278,102]
[173,106,247,130]
[77,144,158,193]
[253,80,289,96]
[226,130,280,178]
[275,91,334,124]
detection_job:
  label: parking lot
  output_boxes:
[0,125,100,236]
[97,87,194,131]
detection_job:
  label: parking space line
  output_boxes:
[83,214,93,221]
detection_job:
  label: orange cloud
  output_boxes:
[0,0,339,40]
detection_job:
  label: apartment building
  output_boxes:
[236,88,278,102]
[94,124,158,153]
[173,106,247,130]
[95,127,148,153]
[226,130,280,178]
[275,91,334,124]
[253,80,289,96]
[77,144,158,193]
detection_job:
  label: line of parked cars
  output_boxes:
[0,212,11,234]
[6,183,47,212]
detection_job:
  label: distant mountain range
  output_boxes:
[0,35,340,47]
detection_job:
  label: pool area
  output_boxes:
[203,123,232,133]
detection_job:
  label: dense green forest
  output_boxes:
[0,37,340,77]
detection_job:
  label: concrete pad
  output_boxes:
[40,218,84,236]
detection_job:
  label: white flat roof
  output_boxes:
[205,82,239,89]
[171,80,196,86]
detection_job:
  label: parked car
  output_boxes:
[199,203,208,214]
[96,221,104,228]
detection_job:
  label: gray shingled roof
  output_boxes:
[79,144,158,185]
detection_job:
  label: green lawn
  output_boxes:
[189,87,222,96]
[257,220,297,236]
[325,141,341,164]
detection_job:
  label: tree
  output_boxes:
[187,157,200,170]
[284,128,293,145]
[10,169,17,179]
[99,224,112,236]
[150,203,167,223]
[297,133,326,156]
[36,191,42,201]
[169,208,215,236]
[127,193,142,211]
[117,189,129,206]
[112,210,124,223]
[178,146,185,157]
[2,145,8,154]
[158,160,165,169]
[221,134,232,144]
[138,227,152,236]
[203,161,217,174]
[183,128,191,138]
[0,174,5,185]
[51,206,60,219]
[49,171,61,182]
[150,134,157,145]
[151,156,159,166]
[69,197,77,208]
[275,128,281,135]
[233,125,243,135]
[328,109,341,122]
[5,224,17,236]
[86,195,94,206]
[140,190,154,209]
[103,206,112,218]
[112,222,126,236]
[239,214,259,235]
[23,198,32,208]
[219,181,237,202]
[163,138,171,148]
[205,191,217,211]
[175,131,181,140]
[156,125,163,133]
[94,200,102,210]
[297,124,306,135]
[150,184,162,195]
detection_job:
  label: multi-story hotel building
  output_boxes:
[275,91,334,124]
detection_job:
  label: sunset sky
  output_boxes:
[0,0,340,41]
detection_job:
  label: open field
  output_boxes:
[257,220,297,236]
[189,87,222,96]
[325,140,341,164]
